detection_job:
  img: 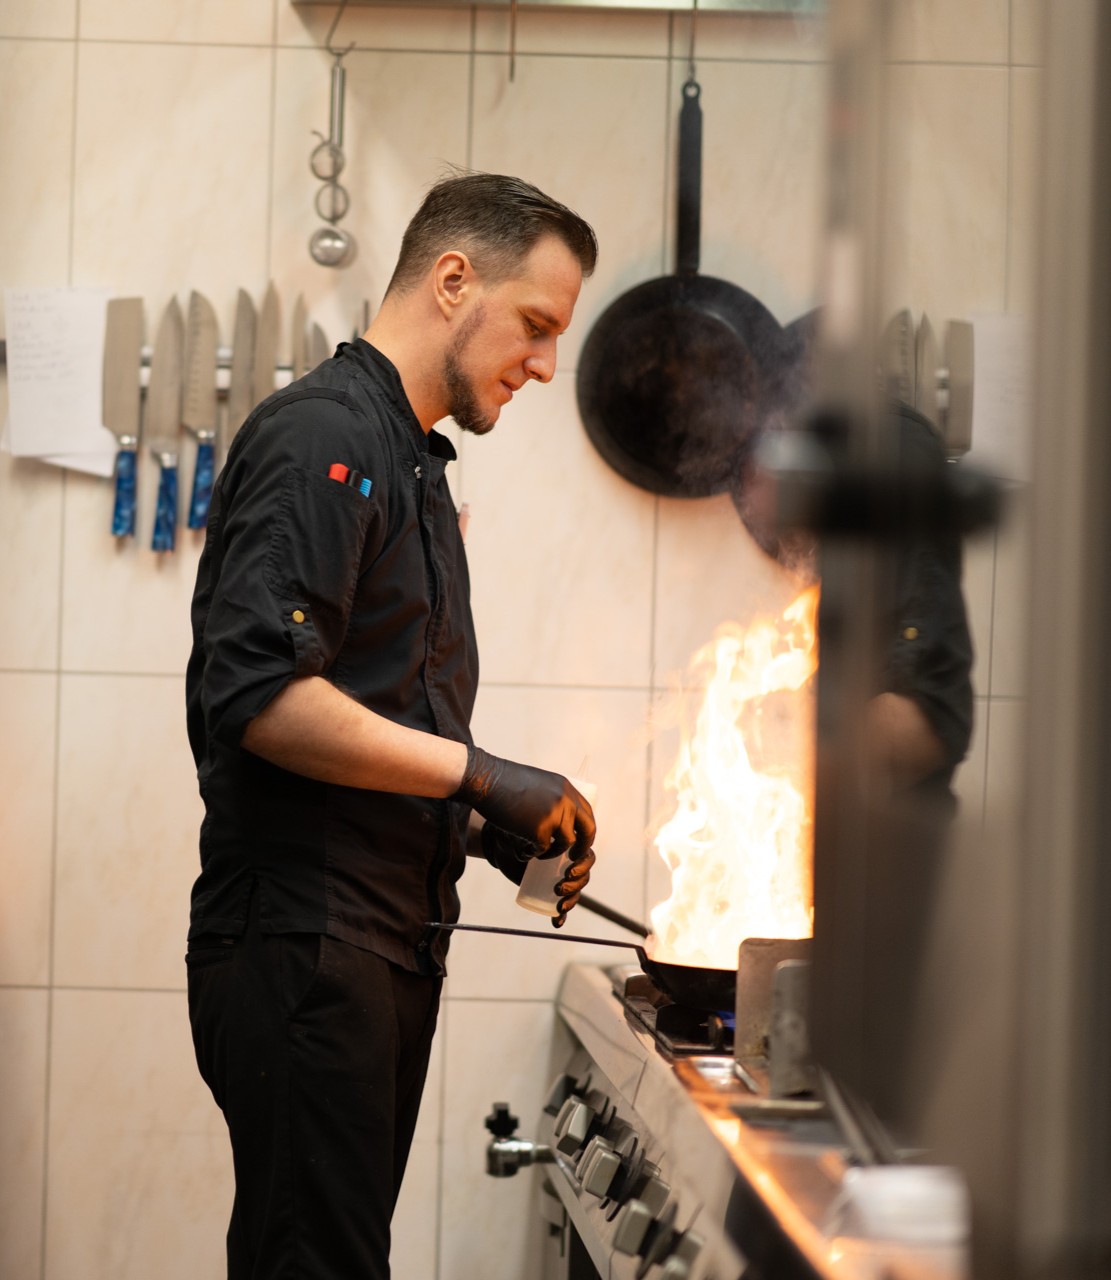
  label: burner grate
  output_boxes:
[606,964,734,1057]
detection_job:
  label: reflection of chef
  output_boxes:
[733,400,974,796]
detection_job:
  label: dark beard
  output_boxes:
[444,306,495,436]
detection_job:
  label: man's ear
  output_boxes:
[433,250,474,319]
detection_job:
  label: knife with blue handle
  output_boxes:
[102,297,144,537]
[145,297,185,552]
[183,291,219,528]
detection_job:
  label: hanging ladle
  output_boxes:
[309,10,357,269]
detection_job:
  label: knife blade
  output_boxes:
[252,281,280,408]
[915,312,940,432]
[102,297,144,538]
[225,287,257,451]
[183,291,219,529]
[309,321,330,370]
[290,293,307,382]
[145,296,185,552]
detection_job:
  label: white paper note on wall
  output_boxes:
[3,287,117,467]
[961,313,1033,485]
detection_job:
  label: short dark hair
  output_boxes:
[385,170,598,297]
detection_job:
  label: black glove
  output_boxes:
[481,823,597,928]
[480,822,537,886]
[553,847,596,928]
[453,745,596,857]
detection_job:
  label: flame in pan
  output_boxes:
[648,586,819,969]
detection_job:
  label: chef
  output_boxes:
[185,171,598,1280]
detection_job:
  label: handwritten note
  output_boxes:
[4,287,117,471]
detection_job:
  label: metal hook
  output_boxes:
[687,0,698,82]
[309,0,357,268]
[324,0,355,60]
[509,0,518,84]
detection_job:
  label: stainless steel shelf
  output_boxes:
[291,1,824,12]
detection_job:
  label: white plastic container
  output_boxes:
[516,778,597,918]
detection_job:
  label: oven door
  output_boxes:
[538,1175,604,1280]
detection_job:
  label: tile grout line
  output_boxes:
[264,4,279,285]
[432,20,481,1278]
[1003,0,1015,312]
[41,21,82,1274]
[980,521,1000,828]
[641,17,674,925]
[0,32,1034,71]
[0,666,672,694]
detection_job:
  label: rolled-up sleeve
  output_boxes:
[191,393,384,750]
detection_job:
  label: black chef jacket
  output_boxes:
[877,403,974,791]
[185,340,479,975]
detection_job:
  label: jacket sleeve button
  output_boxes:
[292,609,306,624]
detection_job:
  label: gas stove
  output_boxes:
[485,963,970,1280]
[612,966,737,1058]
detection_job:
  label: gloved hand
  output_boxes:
[481,822,597,927]
[553,847,596,928]
[453,745,596,858]
[479,822,536,886]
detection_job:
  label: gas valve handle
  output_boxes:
[484,1101,554,1178]
[484,1102,519,1139]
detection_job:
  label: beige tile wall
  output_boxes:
[0,1,1040,1277]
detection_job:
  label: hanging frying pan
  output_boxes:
[576,77,787,498]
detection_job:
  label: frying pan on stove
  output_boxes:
[576,77,787,499]
[428,894,736,1013]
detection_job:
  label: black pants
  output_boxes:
[187,908,442,1280]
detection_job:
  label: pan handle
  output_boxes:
[676,77,702,277]
[425,920,641,951]
[576,894,650,939]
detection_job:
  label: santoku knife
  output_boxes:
[183,291,219,528]
[252,281,280,408]
[309,321,330,370]
[225,287,256,451]
[291,293,307,382]
[102,297,144,537]
[145,297,185,552]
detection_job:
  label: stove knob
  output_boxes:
[578,1136,622,1198]
[553,1096,594,1155]
[635,1166,671,1218]
[659,1229,704,1279]
[543,1073,576,1117]
[611,1198,653,1256]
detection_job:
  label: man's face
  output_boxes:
[444,234,583,436]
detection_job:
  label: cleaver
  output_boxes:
[103,297,144,537]
[183,291,219,528]
[146,297,185,552]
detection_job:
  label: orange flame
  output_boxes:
[648,586,820,969]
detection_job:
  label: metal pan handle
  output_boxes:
[575,894,650,938]
[425,920,641,952]
[676,77,702,276]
